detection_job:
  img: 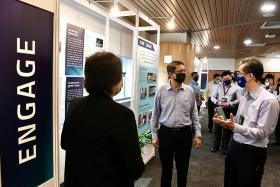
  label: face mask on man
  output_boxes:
[265,82,270,87]
[193,76,199,82]
[175,73,185,83]
[236,76,246,88]
[224,80,231,86]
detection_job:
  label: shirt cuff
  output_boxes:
[195,129,202,138]
[233,123,245,133]
[152,132,158,140]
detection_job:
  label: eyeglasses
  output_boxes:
[122,72,126,77]
[174,70,186,74]
[238,72,248,77]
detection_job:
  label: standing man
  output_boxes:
[151,61,202,187]
[204,74,221,132]
[213,58,279,187]
[211,71,240,154]
[189,72,202,113]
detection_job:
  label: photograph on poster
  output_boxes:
[140,86,147,100]
[148,86,156,97]
[148,110,153,123]
[138,112,148,128]
[147,72,157,82]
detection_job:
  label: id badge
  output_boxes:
[221,96,228,103]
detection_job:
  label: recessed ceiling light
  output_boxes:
[213,45,220,50]
[167,16,175,30]
[244,39,252,45]
[261,3,276,13]
[265,34,276,38]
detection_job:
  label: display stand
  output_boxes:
[66,0,161,165]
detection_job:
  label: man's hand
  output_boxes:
[213,113,235,130]
[152,139,159,148]
[193,137,201,150]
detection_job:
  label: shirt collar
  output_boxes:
[166,80,186,91]
[191,80,198,85]
[245,85,262,100]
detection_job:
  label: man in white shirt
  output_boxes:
[204,73,221,132]
[213,58,279,187]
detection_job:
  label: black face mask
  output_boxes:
[193,77,199,81]
[175,73,185,83]
[224,80,231,86]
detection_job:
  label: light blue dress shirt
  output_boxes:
[151,82,202,140]
[233,86,279,148]
[188,80,201,106]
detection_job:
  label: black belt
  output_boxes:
[160,125,190,131]
[232,140,266,152]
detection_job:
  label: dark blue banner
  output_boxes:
[138,38,154,51]
[65,77,84,114]
[0,0,53,186]
[65,23,85,76]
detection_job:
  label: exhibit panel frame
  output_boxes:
[58,0,161,184]
[0,0,60,187]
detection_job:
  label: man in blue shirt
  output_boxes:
[189,72,201,113]
[151,60,202,187]
[213,58,279,187]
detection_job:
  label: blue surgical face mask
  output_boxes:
[236,76,246,88]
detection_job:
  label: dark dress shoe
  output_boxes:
[272,142,280,146]
[210,147,219,152]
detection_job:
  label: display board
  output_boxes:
[59,22,105,184]
[0,0,54,186]
[136,37,159,163]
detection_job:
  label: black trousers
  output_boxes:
[275,112,280,143]
[207,97,214,131]
[213,108,235,151]
[225,140,267,187]
[197,105,200,114]
[158,125,193,187]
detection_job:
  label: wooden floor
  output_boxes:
[135,107,280,187]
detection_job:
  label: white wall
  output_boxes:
[235,57,280,72]
[203,58,235,71]
[150,32,187,43]
[60,0,133,58]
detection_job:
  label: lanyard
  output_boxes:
[223,84,231,96]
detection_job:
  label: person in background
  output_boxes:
[273,78,280,145]
[61,52,144,187]
[189,72,202,113]
[213,58,279,187]
[204,73,221,132]
[151,61,202,187]
[211,71,241,154]
[264,73,274,92]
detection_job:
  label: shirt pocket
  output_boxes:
[246,105,258,126]
[180,99,191,114]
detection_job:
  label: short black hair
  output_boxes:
[167,61,184,77]
[221,71,232,77]
[240,58,263,82]
[84,52,122,95]
[213,73,220,78]
[265,73,274,80]
[191,72,198,76]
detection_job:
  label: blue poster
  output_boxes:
[137,66,157,134]
[65,77,84,114]
[0,1,53,186]
[65,23,85,76]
